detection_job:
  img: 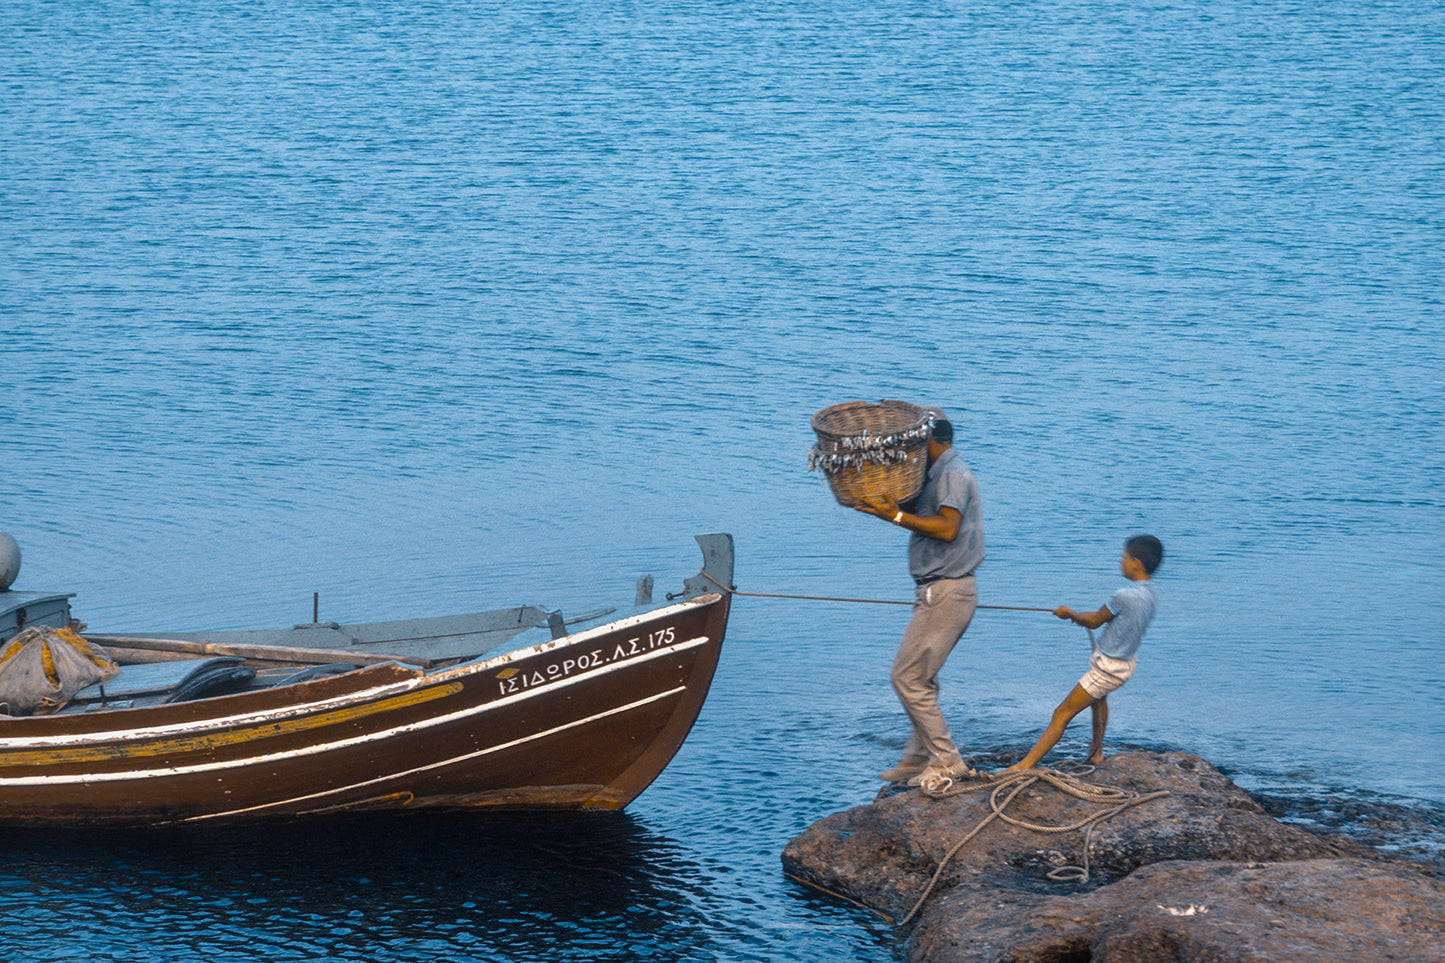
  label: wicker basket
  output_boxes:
[808,400,934,508]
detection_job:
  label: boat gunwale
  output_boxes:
[0,638,710,786]
[0,594,723,751]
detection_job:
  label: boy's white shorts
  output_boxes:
[1079,650,1136,698]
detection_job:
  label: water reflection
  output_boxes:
[1,812,719,961]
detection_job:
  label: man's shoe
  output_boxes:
[906,760,980,787]
[878,760,928,782]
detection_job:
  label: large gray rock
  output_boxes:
[912,858,1445,962]
[782,752,1444,960]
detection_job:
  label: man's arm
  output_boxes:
[856,495,962,542]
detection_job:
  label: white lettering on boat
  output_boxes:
[495,626,677,696]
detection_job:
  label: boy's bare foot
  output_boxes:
[1086,751,1105,765]
[999,762,1033,774]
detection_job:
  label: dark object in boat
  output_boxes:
[0,534,733,826]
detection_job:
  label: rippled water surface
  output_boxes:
[3,1,1443,960]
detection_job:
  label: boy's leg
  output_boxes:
[1086,696,1109,764]
[1003,684,1097,771]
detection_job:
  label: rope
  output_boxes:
[894,766,1170,927]
[690,571,1052,612]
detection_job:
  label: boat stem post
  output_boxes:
[673,534,735,600]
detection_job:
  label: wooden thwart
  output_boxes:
[85,634,433,668]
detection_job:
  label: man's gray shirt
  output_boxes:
[908,447,985,580]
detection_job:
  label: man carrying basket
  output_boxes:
[856,406,986,785]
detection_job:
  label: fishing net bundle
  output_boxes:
[0,625,119,716]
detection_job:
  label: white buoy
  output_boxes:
[0,533,19,592]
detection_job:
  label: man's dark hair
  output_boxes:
[931,419,954,443]
[1125,534,1164,575]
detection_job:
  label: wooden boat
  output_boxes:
[0,534,733,827]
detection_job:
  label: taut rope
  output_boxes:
[692,571,1051,612]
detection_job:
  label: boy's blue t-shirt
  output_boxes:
[1094,580,1158,660]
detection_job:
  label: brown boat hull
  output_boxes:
[0,593,729,826]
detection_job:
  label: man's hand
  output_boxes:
[855,494,900,521]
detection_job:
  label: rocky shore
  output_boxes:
[782,751,1444,962]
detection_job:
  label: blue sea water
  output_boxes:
[2,0,1443,959]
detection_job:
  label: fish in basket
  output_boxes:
[808,400,937,508]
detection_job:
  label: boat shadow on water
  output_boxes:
[0,810,719,956]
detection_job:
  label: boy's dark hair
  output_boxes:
[1125,534,1163,575]
[931,419,954,443]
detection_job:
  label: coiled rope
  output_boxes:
[894,765,1170,926]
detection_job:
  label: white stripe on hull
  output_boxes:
[181,685,686,822]
[0,635,709,786]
